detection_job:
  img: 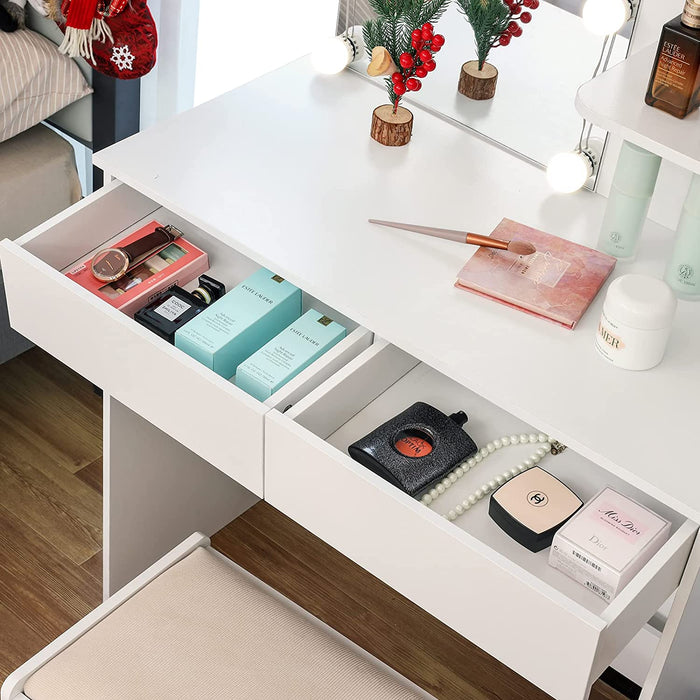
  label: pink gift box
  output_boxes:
[65,220,209,318]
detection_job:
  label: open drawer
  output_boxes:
[0,181,372,495]
[265,339,698,700]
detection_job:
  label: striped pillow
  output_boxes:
[0,28,91,143]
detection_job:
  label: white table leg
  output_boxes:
[103,394,259,598]
[641,532,700,699]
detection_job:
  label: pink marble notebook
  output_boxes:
[455,219,616,329]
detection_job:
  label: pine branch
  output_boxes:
[418,0,450,26]
[455,0,510,69]
[363,20,384,60]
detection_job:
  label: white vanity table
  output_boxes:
[2,59,699,700]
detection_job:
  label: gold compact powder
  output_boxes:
[489,467,582,552]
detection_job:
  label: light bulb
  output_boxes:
[546,151,595,194]
[582,0,633,36]
[310,35,360,75]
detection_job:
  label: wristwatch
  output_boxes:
[91,225,183,282]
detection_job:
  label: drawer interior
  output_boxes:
[18,183,364,392]
[277,341,691,620]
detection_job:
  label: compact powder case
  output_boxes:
[348,402,478,497]
[489,467,582,552]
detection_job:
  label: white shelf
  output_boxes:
[576,44,700,174]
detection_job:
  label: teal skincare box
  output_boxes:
[175,268,301,378]
[236,309,346,400]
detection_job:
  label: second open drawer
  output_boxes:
[265,339,697,700]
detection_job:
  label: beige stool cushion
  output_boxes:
[24,548,425,700]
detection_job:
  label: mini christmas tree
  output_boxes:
[363,0,450,115]
[456,0,539,70]
[455,0,538,99]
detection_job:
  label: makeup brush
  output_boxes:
[368,219,536,256]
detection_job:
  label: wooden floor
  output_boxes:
[0,348,625,700]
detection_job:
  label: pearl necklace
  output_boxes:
[419,433,564,522]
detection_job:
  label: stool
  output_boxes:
[1,533,430,700]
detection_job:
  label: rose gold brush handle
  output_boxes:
[368,219,470,243]
[368,219,509,250]
[465,232,509,250]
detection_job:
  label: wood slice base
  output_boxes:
[458,61,498,101]
[370,105,413,147]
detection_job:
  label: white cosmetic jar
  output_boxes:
[594,274,677,370]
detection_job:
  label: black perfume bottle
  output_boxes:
[348,402,478,497]
[134,275,225,343]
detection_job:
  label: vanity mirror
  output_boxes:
[337,0,640,186]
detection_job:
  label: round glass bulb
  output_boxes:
[582,0,631,36]
[546,151,593,194]
[310,36,354,75]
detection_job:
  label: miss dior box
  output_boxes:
[549,487,671,602]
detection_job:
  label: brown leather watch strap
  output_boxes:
[122,226,177,264]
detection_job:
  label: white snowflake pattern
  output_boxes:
[110,45,135,72]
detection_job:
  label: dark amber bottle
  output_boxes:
[646,1,700,119]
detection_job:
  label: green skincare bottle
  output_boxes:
[597,142,662,261]
[665,173,700,299]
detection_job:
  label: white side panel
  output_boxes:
[642,532,700,699]
[264,326,374,412]
[285,339,419,438]
[104,397,257,596]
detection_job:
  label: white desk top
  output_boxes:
[95,59,700,520]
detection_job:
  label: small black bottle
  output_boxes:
[348,402,478,497]
[134,275,226,343]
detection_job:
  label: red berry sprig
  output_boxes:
[391,22,445,111]
[493,0,538,50]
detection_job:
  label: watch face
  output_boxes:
[91,248,130,282]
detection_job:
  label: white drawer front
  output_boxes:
[0,182,372,495]
[265,340,697,700]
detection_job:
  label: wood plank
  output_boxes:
[0,506,100,642]
[0,603,46,684]
[14,348,102,419]
[0,352,101,473]
[76,457,103,495]
[81,550,103,582]
[0,418,101,565]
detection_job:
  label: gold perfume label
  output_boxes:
[317,316,333,326]
[272,274,285,283]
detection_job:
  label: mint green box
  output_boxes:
[175,268,301,379]
[235,309,346,401]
